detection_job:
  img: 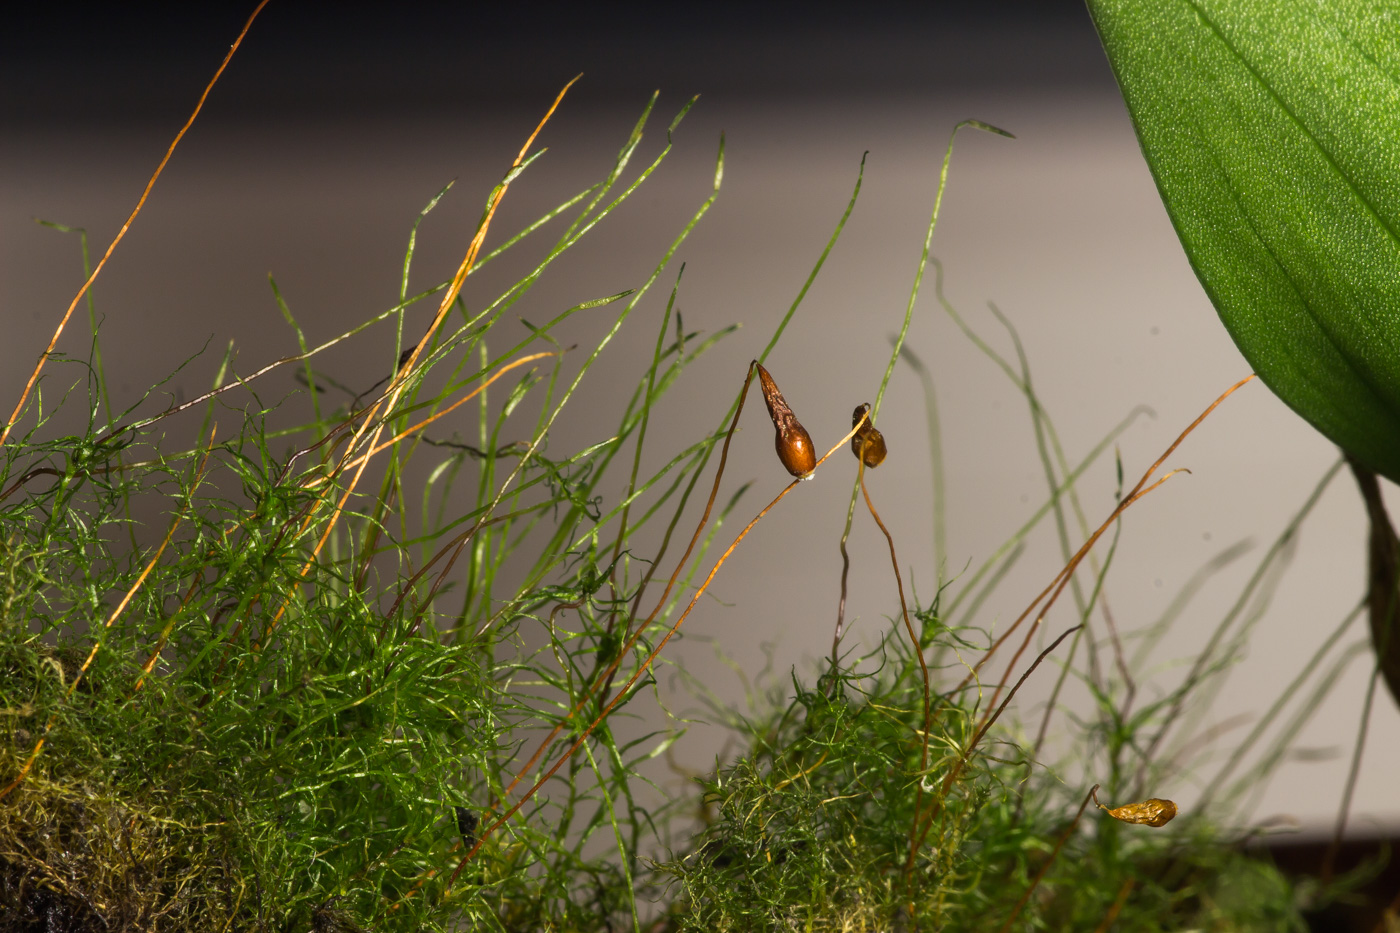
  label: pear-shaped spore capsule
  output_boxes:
[754,362,816,479]
[850,404,887,468]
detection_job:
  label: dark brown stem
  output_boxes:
[913,624,1083,859]
[829,406,882,686]
[956,375,1253,702]
[827,460,863,689]
[487,363,761,819]
[1322,664,1379,884]
[1346,458,1400,708]
[1093,878,1136,933]
[998,783,1098,933]
[445,380,873,893]
[858,475,932,893]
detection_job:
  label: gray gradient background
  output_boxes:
[4,2,1396,835]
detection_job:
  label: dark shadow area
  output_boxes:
[1258,835,1400,932]
[3,0,1107,126]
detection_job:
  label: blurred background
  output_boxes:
[4,0,1396,838]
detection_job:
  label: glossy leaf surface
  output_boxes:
[1088,0,1400,482]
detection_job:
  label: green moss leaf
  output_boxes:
[1088,0,1400,482]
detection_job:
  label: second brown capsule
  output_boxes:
[754,362,816,479]
[850,403,887,468]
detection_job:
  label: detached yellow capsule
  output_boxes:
[1099,796,1177,828]
[754,362,816,479]
[850,403,887,469]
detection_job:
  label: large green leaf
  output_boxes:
[1087,0,1400,483]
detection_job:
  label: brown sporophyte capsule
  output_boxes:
[1091,786,1177,827]
[850,403,887,468]
[1101,797,1177,827]
[754,362,817,479]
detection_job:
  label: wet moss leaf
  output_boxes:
[1087,0,1400,483]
